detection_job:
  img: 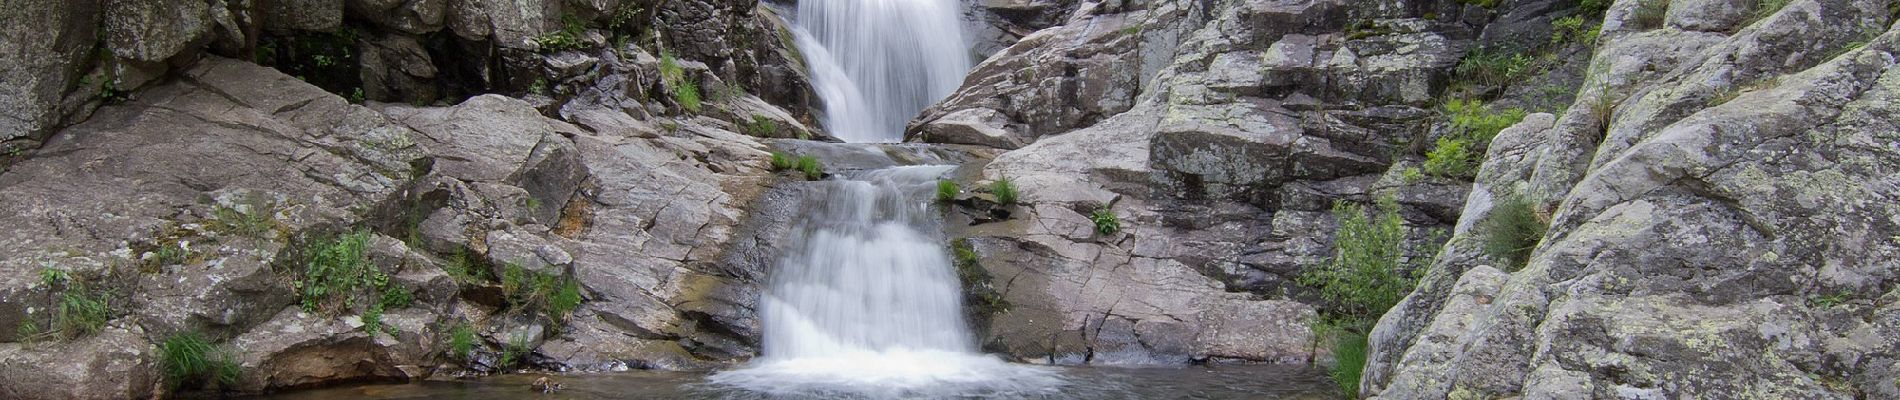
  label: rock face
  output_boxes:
[930,0,1488,365]
[1364,1,1900,399]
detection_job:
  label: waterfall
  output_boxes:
[790,0,972,142]
[707,1,1057,397]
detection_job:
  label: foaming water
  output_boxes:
[707,166,1063,397]
[790,0,972,142]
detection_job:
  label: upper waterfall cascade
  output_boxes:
[790,0,972,143]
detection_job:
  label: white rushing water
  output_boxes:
[789,0,972,142]
[709,166,1061,398]
[709,1,1058,397]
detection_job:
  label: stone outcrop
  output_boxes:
[1365,0,1900,398]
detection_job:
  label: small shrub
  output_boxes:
[361,303,387,336]
[1580,0,1612,15]
[745,115,779,137]
[547,278,583,323]
[159,331,242,391]
[533,14,587,52]
[937,180,961,203]
[1481,196,1548,271]
[380,284,414,309]
[990,177,1019,205]
[769,151,796,171]
[1089,207,1121,235]
[448,323,478,360]
[795,155,823,180]
[1298,197,1414,331]
[1632,0,1669,29]
[1423,138,1479,179]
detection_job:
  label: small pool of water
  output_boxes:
[259,364,1340,399]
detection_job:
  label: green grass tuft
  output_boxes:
[769,151,796,171]
[937,180,961,203]
[745,114,779,137]
[56,283,110,339]
[1480,196,1548,271]
[795,155,823,180]
[990,177,1019,205]
[159,331,242,391]
[1330,331,1369,396]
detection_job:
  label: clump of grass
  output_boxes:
[1424,138,1479,179]
[674,79,702,113]
[658,50,702,113]
[1811,291,1853,308]
[1453,47,1535,92]
[1329,331,1369,396]
[159,331,242,391]
[1480,196,1548,271]
[447,323,478,360]
[499,331,532,369]
[990,177,1019,205]
[209,195,282,239]
[56,283,110,338]
[745,114,779,137]
[439,250,489,283]
[948,239,1010,316]
[1090,207,1121,235]
[937,180,961,203]
[795,155,823,180]
[769,151,797,171]
[1400,167,1425,184]
[500,262,585,326]
[1632,0,1669,29]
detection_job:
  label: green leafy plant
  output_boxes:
[745,115,780,137]
[1481,196,1549,271]
[1400,167,1425,184]
[1089,207,1121,235]
[1580,0,1612,15]
[795,155,823,180]
[159,331,242,391]
[1811,291,1853,308]
[1444,99,1527,145]
[1550,15,1600,47]
[1299,197,1415,330]
[533,14,588,52]
[294,230,377,313]
[937,180,961,203]
[1454,48,1535,92]
[546,277,583,323]
[990,177,1019,205]
[1424,137,1479,179]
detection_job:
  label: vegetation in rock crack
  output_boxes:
[1453,47,1535,93]
[1579,0,1612,15]
[659,50,702,113]
[1708,76,1782,107]
[1750,0,1792,26]
[990,176,1019,205]
[448,322,479,360]
[745,114,779,137]
[210,195,282,239]
[1298,197,1416,397]
[159,331,242,391]
[769,151,797,171]
[1400,167,1425,184]
[1632,0,1669,30]
[1481,196,1548,272]
[796,155,824,180]
[440,250,489,284]
[534,14,588,52]
[499,331,533,369]
[501,262,585,325]
[1550,15,1600,47]
[675,80,703,113]
[937,180,960,203]
[949,239,1010,316]
[19,267,111,341]
[1426,100,1526,179]
[1090,207,1121,235]
[1456,0,1502,9]
[294,230,378,313]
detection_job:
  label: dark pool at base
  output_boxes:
[258,364,1341,399]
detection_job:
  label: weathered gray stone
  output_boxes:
[264,0,346,32]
